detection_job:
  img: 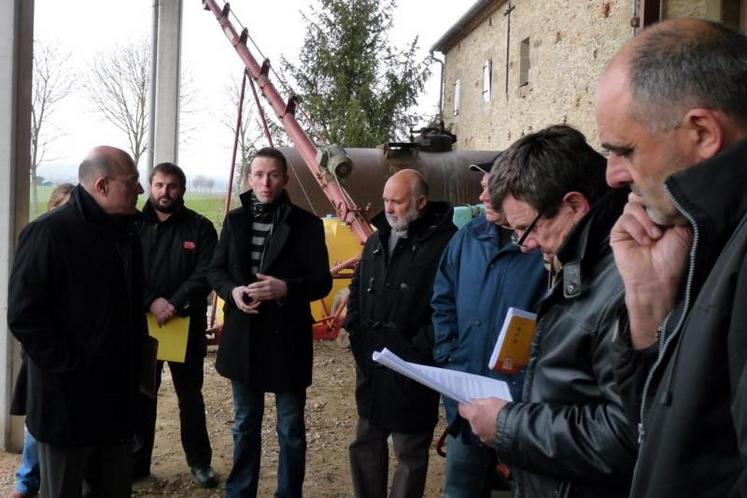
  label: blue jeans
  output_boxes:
[15,427,40,495]
[442,434,497,498]
[225,382,306,498]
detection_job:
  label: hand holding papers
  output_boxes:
[372,348,512,405]
[147,313,190,363]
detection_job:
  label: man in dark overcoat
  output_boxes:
[208,147,332,498]
[8,145,147,498]
[345,169,456,498]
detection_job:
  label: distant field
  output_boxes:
[30,185,233,228]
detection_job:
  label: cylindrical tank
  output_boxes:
[279,146,500,218]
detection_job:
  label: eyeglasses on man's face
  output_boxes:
[511,211,543,248]
[108,175,141,189]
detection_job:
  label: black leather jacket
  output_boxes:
[613,138,747,498]
[495,188,637,498]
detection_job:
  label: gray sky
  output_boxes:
[34,0,473,181]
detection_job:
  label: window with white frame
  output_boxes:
[453,79,461,115]
[482,59,492,102]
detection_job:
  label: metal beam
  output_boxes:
[150,0,183,172]
[0,0,33,452]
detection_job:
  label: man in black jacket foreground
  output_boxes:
[345,169,457,498]
[208,147,332,498]
[8,146,147,498]
[133,162,218,487]
[596,19,747,498]
[460,125,637,498]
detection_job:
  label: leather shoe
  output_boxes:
[191,466,218,488]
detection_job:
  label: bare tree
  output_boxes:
[220,75,288,196]
[85,40,150,167]
[86,40,197,175]
[30,41,73,214]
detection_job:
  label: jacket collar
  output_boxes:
[142,198,186,224]
[72,184,109,224]
[664,137,747,294]
[666,137,747,256]
[555,187,629,298]
[469,214,515,249]
[69,185,141,237]
[238,189,290,218]
[237,189,292,274]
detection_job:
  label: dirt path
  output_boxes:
[0,341,447,497]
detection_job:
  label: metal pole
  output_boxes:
[247,75,274,148]
[208,70,248,330]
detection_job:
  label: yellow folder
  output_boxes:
[147,313,190,363]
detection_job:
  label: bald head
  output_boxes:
[382,169,429,231]
[78,146,142,215]
[601,18,747,132]
[386,169,429,199]
[79,146,136,188]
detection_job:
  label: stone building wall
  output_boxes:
[439,0,713,151]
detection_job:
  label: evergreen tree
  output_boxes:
[284,0,429,147]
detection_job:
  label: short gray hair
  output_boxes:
[628,20,747,131]
[79,154,115,185]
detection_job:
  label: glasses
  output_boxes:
[108,175,141,189]
[511,211,542,248]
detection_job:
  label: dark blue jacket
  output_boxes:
[432,215,545,436]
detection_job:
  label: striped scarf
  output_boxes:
[248,191,282,275]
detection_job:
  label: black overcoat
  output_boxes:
[8,186,146,445]
[208,190,332,392]
[345,201,456,433]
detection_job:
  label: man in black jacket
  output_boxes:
[345,169,456,498]
[460,126,637,498]
[208,147,332,498]
[596,19,747,498]
[133,162,218,487]
[8,145,146,498]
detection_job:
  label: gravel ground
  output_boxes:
[0,340,449,497]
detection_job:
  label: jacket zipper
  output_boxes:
[631,184,700,484]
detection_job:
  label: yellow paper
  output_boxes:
[147,313,190,363]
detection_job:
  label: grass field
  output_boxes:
[30,184,233,228]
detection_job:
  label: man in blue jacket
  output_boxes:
[432,159,545,498]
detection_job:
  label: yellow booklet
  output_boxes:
[488,308,537,375]
[147,313,190,363]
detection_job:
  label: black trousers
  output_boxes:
[38,440,131,498]
[133,330,212,474]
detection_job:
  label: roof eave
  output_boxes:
[430,0,506,54]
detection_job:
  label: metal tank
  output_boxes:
[279,146,500,219]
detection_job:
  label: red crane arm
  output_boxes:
[202,0,374,242]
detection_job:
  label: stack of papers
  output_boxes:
[372,348,512,404]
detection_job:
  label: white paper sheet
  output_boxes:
[372,348,513,405]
